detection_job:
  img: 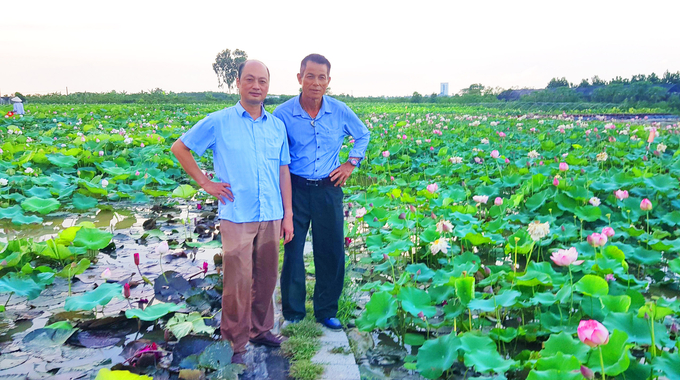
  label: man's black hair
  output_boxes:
[238,60,270,79]
[300,54,331,76]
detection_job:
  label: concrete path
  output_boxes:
[312,327,361,380]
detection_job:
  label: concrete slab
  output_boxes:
[312,326,361,380]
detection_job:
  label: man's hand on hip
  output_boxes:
[202,181,234,204]
[330,162,355,187]
[281,214,294,244]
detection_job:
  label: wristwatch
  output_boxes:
[349,158,361,168]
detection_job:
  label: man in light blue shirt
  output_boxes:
[171,60,293,365]
[274,54,370,330]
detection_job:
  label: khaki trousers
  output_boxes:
[219,219,281,353]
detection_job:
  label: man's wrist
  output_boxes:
[348,157,361,168]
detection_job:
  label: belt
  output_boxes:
[290,173,334,187]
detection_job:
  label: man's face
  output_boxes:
[297,61,331,101]
[237,62,269,106]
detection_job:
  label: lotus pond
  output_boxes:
[1,104,680,379]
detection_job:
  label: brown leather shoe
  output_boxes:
[249,331,286,347]
[231,351,245,365]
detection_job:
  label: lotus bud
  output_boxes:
[670,323,678,334]
[383,254,389,261]
[1,260,8,267]
[580,365,595,380]
[134,253,140,266]
[409,205,416,213]
[369,203,373,207]
[442,300,448,306]
[398,212,406,220]
[484,286,494,294]
[202,262,208,274]
[197,203,202,210]
[431,212,436,219]
[348,202,353,209]
[373,217,378,222]
[484,266,491,276]
[416,269,421,275]
[344,237,352,248]
[123,283,131,298]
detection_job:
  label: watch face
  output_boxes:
[350,159,358,166]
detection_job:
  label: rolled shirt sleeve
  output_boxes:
[180,115,216,156]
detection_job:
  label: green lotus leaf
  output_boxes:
[12,213,43,225]
[601,295,631,313]
[26,186,52,199]
[22,325,77,348]
[73,228,113,250]
[0,205,24,219]
[586,329,630,376]
[573,205,602,222]
[454,276,475,305]
[416,333,460,379]
[644,174,676,193]
[405,263,435,282]
[355,291,397,331]
[655,351,680,379]
[166,312,215,340]
[21,197,61,215]
[397,286,435,318]
[172,184,197,199]
[198,340,234,370]
[525,189,549,211]
[575,274,609,297]
[490,327,517,343]
[65,283,123,311]
[39,240,75,261]
[125,302,183,321]
[72,193,98,210]
[460,332,515,374]
[47,153,79,168]
[0,274,45,300]
[95,369,152,380]
[604,312,672,348]
[56,259,90,279]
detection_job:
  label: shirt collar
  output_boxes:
[235,101,268,121]
[293,94,333,118]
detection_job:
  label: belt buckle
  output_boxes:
[306,178,321,187]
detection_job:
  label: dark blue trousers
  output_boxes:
[281,177,345,321]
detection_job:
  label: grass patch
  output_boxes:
[336,269,359,327]
[281,318,323,339]
[281,335,321,361]
[288,360,324,380]
[330,346,351,355]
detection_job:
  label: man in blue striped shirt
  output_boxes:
[171,60,293,364]
[274,54,370,330]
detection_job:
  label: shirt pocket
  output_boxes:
[318,120,341,148]
[265,135,281,161]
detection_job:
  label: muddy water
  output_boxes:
[0,201,290,378]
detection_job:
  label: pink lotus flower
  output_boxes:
[498,132,506,138]
[140,143,145,148]
[605,274,615,282]
[99,151,104,157]
[134,253,140,266]
[559,162,568,171]
[553,177,559,187]
[490,150,500,159]
[101,268,112,279]
[123,283,131,298]
[614,189,629,200]
[429,146,434,151]
[648,128,656,143]
[640,198,653,211]
[587,232,607,247]
[156,241,169,255]
[426,183,438,193]
[135,171,140,176]
[355,207,367,218]
[550,247,583,266]
[494,197,503,206]
[601,227,615,238]
[472,195,489,204]
[382,151,390,158]
[202,262,208,274]
[577,319,610,348]
[589,197,601,207]
[504,158,510,164]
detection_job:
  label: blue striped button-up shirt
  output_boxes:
[181,102,290,223]
[273,95,370,180]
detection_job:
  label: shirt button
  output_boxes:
[317,158,319,160]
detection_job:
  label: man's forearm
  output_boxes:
[279,165,293,217]
[349,130,371,159]
[171,139,211,187]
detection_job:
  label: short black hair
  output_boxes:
[300,54,331,76]
[238,60,270,80]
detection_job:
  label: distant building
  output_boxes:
[440,83,449,97]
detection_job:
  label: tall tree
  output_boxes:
[212,49,248,93]
[547,77,570,88]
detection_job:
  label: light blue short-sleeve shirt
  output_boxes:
[273,95,370,180]
[180,102,290,223]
